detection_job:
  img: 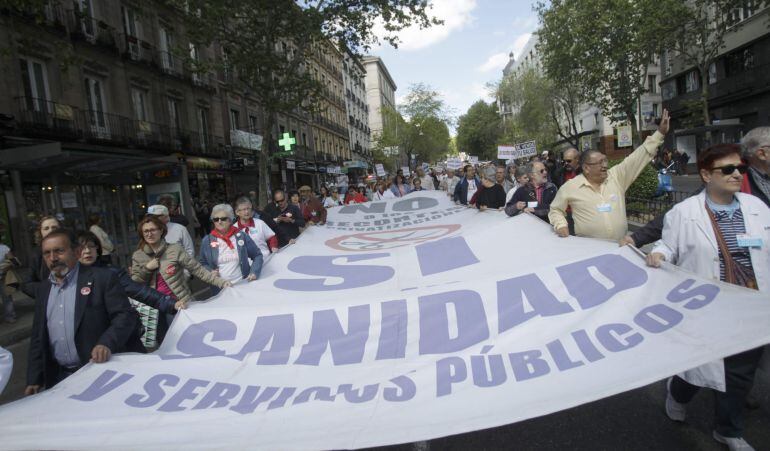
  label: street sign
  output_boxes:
[497,140,537,160]
[617,125,632,148]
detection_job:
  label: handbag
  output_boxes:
[705,202,758,290]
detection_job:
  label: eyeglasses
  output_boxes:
[711,164,748,175]
[539,169,548,174]
[212,217,230,222]
[585,159,608,166]
[142,228,160,235]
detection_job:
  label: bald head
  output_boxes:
[562,148,579,171]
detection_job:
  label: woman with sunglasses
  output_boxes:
[199,204,263,295]
[647,144,770,451]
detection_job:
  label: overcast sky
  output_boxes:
[370,0,539,132]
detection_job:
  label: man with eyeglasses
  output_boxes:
[505,161,557,222]
[553,147,580,188]
[549,110,671,241]
[263,189,305,247]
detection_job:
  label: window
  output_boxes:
[725,47,754,77]
[229,109,240,130]
[685,70,700,93]
[130,88,147,121]
[121,6,140,37]
[725,0,764,27]
[652,103,659,117]
[167,98,181,129]
[77,0,94,38]
[248,114,258,132]
[159,26,174,71]
[647,75,657,93]
[664,49,672,76]
[84,77,108,136]
[198,108,210,148]
[661,80,676,100]
[19,57,50,112]
[708,62,717,85]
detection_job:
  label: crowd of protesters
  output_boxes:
[4,107,770,450]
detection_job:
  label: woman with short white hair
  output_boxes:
[234,197,278,258]
[199,203,263,294]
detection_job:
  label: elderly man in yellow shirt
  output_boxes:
[548,110,670,241]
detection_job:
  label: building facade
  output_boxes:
[342,50,372,172]
[362,56,398,167]
[660,5,770,163]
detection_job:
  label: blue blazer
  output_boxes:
[199,231,263,295]
[453,177,481,205]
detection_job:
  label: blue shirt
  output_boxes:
[46,263,80,368]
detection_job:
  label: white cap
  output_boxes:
[147,205,169,216]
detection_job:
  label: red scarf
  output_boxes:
[237,218,255,233]
[211,226,238,249]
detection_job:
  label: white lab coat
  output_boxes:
[652,191,770,391]
[0,346,12,395]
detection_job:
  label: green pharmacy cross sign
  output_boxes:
[278,133,296,152]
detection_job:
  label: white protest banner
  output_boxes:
[617,125,633,148]
[498,140,537,160]
[375,164,387,177]
[469,156,479,165]
[401,166,411,176]
[1,191,769,450]
[446,158,462,170]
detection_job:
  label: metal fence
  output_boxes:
[626,191,692,224]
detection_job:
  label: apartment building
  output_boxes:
[661,4,770,162]
[342,49,372,176]
[362,56,398,166]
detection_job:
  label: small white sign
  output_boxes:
[617,125,633,148]
[446,158,462,170]
[498,140,537,160]
[401,166,411,177]
[469,156,479,165]
[375,164,387,177]
[286,160,296,170]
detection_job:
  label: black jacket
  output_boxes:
[262,203,305,247]
[27,264,146,389]
[21,249,48,299]
[453,177,481,205]
[505,182,558,222]
[551,164,579,188]
[475,184,507,209]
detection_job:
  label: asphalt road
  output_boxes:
[2,338,768,450]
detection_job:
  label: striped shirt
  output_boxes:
[711,208,754,283]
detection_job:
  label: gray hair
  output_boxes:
[741,127,770,158]
[480,165,497,181]
[525,162,540,176]
[210,203,235,221]
[234,196,253,209]
[514,165,529,179]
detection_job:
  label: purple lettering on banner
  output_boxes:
[392,197,439,212]
[69,370,134,402]
[497,273,574,333]
[376,300,408,360]
[557,254,647,310]
[295,305,370,365]
[546,339,584,371]
[158,378,211,412]
[666,279,720,310]
[338,202,386,214]
[229,386,279,415]
[471,350,507,387]
[192,382,242,410]
[227,314,295,364]
[274,254,394,291]
[162,319,237,360]
[595,323,643,352]
[124,374,180,408]
[337,383,379,403]
[418,290,489,355]
[292,386,335,405]
[634,304,684,333]
[415,236,479,276]
[508,350,550,381]
[436,356,467,397]
[571,329,605,362]
[383,375,416,402]
[268,387,297,410]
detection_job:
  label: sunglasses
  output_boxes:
[711,164,748,175]
[563,159,573,163]
[212,217,230,222]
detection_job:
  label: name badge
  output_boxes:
[527,201,538,208]
[311,211,317,217]
[736,234,763,248]
[597,203,612,213]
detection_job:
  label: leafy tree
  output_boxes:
[170,0,440,204]
[456,100,501,161]
[536,0,668,144]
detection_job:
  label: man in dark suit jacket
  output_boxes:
[25,230,145,394]
[453,165,481,205]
